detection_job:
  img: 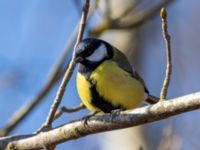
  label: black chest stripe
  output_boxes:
[88,79,122,113]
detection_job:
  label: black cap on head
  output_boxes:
[75,38,113,69]
[76,38,102,57]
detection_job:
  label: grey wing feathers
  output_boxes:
[131,68,149,93]
[113,48,149,93]
[113,48,133,73]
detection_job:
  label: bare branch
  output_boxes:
[160,8,172,100]
[41,0,90,129]
[54,103,85,121]
[1,92,200,150]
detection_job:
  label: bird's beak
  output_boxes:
[75,56,84,63]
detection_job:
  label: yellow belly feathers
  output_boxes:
[76,60,146,112]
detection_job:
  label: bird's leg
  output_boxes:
[110,108,124,120]
[82,111,100,127]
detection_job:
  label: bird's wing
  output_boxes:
[131,67,149,93]
[112,48,133,73]
[113,48,149,93]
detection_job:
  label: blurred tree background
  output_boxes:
[0,0,200,149]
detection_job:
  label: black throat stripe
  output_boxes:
[88,79,122,113]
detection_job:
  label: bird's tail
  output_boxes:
[145,95,159,104]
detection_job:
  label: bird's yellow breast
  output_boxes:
[76,60,146,112]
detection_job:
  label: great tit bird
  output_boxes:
[75,38,156,113]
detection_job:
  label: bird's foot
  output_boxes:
[110,108,124,120]
[82,111,99,127]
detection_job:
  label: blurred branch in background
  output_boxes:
[157,119,182,150]
[1,92,200,150]
[90,0,175,37]
[113,0,141,20]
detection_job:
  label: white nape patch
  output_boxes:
[86,44,107,62]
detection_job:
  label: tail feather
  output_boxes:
[145,95,159,104]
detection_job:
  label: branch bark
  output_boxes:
[1,92,200,150]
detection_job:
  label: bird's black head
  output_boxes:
[75,38,113,70]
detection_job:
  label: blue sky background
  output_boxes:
[1,0,200,150]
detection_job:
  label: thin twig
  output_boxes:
[54,103,85,121]
[1,92,200,150]
[160,8,172,100]
[41,0,90,129]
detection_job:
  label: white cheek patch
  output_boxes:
[86,44,107,62]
